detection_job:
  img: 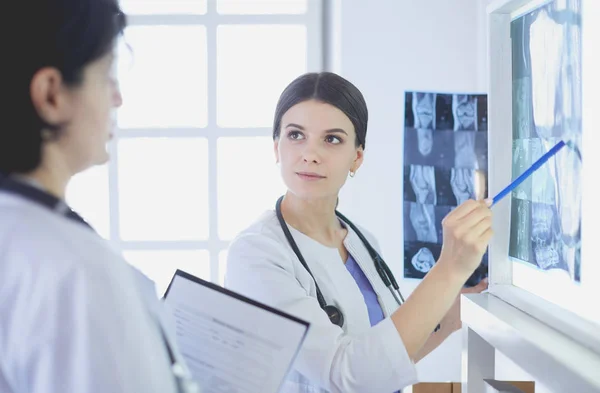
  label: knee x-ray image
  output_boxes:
[454,131,479,169]
[450,168,476,205]
[453,94,477,131]
[412,247,436,273]
[412,92,436,130]
[403,91,489,283]
[403,202,449,244]
[403,129,455,168]
[509,0,582,282]
[409,165,436,205]
[404,241,442,279]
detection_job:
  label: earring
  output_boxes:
[349,170,355,178]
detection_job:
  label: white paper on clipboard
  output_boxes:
[163,269,309,393]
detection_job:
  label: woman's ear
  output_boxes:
[352,145,364,173]
[30,67,71,127]
[274,139,280,164]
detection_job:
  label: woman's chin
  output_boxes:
[85,150,110,170]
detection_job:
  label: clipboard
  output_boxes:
[163,269,310,393]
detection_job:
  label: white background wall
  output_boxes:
[331,0,483,382]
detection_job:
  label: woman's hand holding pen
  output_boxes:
[438,199,494,281]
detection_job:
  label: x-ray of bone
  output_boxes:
[450,168,476,205]
[454,131,479,169]
[404,241,442,279]
[531,202,566,270]
[403,129,455,168]
[410,203,437,243]
[512,139,532,200]
[403,202,451,244]
[412,247,436,273]
[453,94,478,131]
[404,90,488,283]
[417,128,433,156]
[412,92,436,129]
[409,165,437,204]
[509,0,582,282]
[513,77,535,140]
[531,138,557,205]
[403,202,438,243]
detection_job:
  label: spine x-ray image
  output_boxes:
[509,0,582,283]
[403,91,489,284]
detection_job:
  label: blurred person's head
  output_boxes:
[1,0,126,184]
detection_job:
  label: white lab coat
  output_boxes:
[225,211,418,393]
[0,192,188,393]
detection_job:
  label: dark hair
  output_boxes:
[273,72,368,149]
[0,0,127,174]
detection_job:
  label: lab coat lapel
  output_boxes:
[286,226,372,332]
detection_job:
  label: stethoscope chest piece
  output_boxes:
[323,304,344,328]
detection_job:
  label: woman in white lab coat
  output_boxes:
[225,72,491,393]
[0,1,196,392]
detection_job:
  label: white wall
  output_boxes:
[332,0,483,383]
[477,0,492,90]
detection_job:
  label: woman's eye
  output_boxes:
[326,135,342,144]
[288,131,304,140]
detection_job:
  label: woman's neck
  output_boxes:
[280,192,346,246]
[22,146,72,200]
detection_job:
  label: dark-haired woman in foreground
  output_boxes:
[225,72,491,393]
[0,1,196,392]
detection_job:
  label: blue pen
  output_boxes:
[491,140,567,207]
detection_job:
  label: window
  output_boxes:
[66,0,323,296]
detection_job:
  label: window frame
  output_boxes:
[104,0,323,284]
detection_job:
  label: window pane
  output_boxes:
[217,0,306,14]
[123,250,210,297]
[217,25,307,127]
[121,0,207,15]
[218,250,228,286]
[66,165,110,239]
[117,26,208,128]
[217,137,286,240]
[118,138,209,241]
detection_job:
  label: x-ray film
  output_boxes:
[509,0,582,283]
[403,91,488,285]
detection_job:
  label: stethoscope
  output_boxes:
[0,173,199,393]
[275,195,405,328]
